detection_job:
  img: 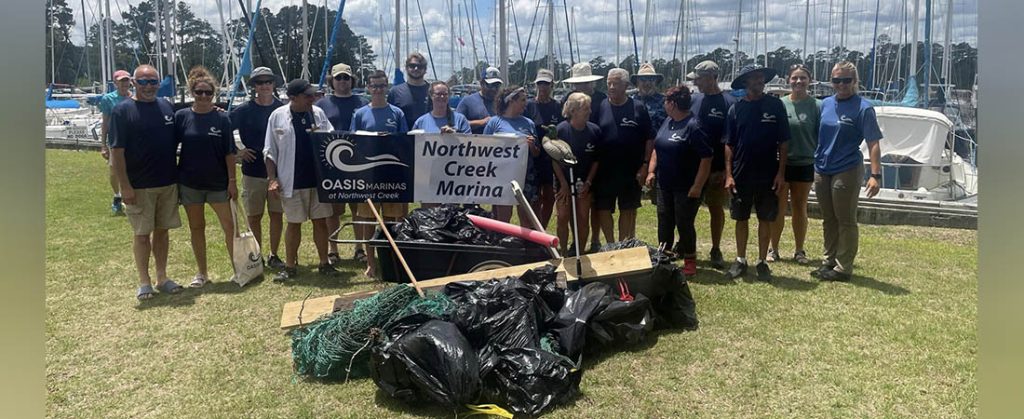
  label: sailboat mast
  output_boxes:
[450,0,455,81]
[840,0,847,49]
[616,0,620,66]
[910,0,920,83]
[734,0,742,81]
[802,0,809,64]
[99,0,109,90]
[941,0,953,90]
[154,0,164,76]
[869,0,880,90]
[641,0,651,64]
[50,0,56,84]
[394,0,401,72]
[499,0,508,82]
[547,0,554,71]
[301,0,310,80]
[104,0,113,88]
[924,0,931,104]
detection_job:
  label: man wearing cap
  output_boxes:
[524,68,562,228]
[388,52,432,130]
[230,66,286,269]
[560,62,607,125]
[456,66,502,134]
[109,64,183,300]
[316,62,369,265]
[350,70,409,279]
[264,79,337,282]
[687,60,737,269]
[631,62,667,129]
[723,65,790,282]
[593,67,654,245]
[98,69,133,215]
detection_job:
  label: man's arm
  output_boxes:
[111,148,133,204]
[99,113,111,159]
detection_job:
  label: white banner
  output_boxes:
[414,133,528,205]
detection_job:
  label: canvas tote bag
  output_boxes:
[231,198,263,286]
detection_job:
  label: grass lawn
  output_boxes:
[46,149,977,418]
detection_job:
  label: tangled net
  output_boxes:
[291,285,455,380]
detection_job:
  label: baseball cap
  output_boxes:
[286,79,316,96]
[686,60,720,80]
[113,70,131,81]
[249,67,277,84]
[330,63,354,78]
[482,66,503,84]
[534,69,554,83]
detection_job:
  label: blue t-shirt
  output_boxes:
[484,115,537,187]
[98,91,130,116]
[725,95,791,185]
[108,98,178,189]
[633,92,667,131]
[316,94,367,132]
[350,104,408,133]
[387,83,431,129]
[594,97,654,174]
[455,92,496,134]
[230,98,283,178]
[654,116,713,191]
[554,120,602,185]
[815,95,883,175]
[690,92,738,172]
[291,111,319,189]
[411,110,472,133]
[175,109,237,191]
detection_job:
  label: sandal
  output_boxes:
[189,274,210,288]
[794,250,811,265]
[156,279,184,294]
[136,284,155,301]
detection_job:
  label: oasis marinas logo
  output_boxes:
[323,138,408,172]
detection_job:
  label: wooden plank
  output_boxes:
[279,294,343,330]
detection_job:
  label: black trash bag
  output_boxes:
[517,265,566,326]
[550,282,614,359]
[647,261,699,330]
[482,347,582,416]
[370,315,481,408]
[391,204,526,248]
[599,238,663,265]
[588,293,655,346]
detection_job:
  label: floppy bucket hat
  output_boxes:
[561,62,604,84]
[249,66,283,86]
[630,62,663,84]
[730,64,778,90]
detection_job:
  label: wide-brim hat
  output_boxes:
[249,66,283,87]
[730,65,778,90]
[630,62,663,84]
[561,62,604,84]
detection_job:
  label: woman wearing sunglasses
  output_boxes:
[175,66,238,288]
[811,61,883,282]
[483,85,539,224]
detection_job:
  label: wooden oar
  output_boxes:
[365,198,425,297]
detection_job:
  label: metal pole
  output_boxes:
[450,0,455,81]
[924,0,932,104]
[840,0,848,49]
[803,0,809,63]
[394,0,401,73]
[154,0,164,75]
[99,0,109,90]
[942,0,953,89]
[301,0,310,79]
[734,0,743,80]
[105,0,113,85]
[910,0,920,82]
[616,0,620,66]
[547,0,554,71]
[499,0,508,82]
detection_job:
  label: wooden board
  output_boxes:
[279,294,343,330]
[279,247,653,330]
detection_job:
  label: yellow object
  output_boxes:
[460,403,515,418]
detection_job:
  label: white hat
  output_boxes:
[482,66,503,84]
[561,62,604,84]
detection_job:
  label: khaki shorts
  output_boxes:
[241,175,283,216]
[356,202,408,219]
[703,170,731,207]
[124,184,182,235]
[282,188,333,223]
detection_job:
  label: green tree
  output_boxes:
[46,0,76,84]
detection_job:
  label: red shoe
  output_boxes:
[683,258,697,276]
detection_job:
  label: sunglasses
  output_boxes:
[407,63,425,70]
[536,81,552,86]
[334,75,352,81]
[193,90,214,96]
[135,79,160,86]
[432,92,449,97]
[253,79,274,85]
[485,82,502,89]
[368,83,388,90]
[831,77,854,85]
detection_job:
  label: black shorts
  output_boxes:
[785,164,815,183]
[593,176,642,213]
[533,153,554,186]
[730,183,778,221]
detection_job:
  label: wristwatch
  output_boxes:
[870,173,882,180]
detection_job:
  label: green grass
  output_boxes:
[46,149,977,418]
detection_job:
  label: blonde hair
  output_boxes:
[832,61,859,92]
[187,66,217,96]
[562,92,591,119]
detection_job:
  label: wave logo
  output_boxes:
[798,113,808,122]
[209,126,222,137]
[385,118,397,129]
[620,118,639,127]
[248,252,261,263]
[324,139,409,172]
[760,112,777,123]
[708,108,725,119]
[839,115,855,126]
[163,115,173,125]
[668,133,684,143]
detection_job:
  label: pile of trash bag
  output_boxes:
[362,244,698,416]
[392,204,526,248]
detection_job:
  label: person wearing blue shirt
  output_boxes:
[687,60,737,269]
[524,69,561,230]
[553,92,602,254]
[99,69,133,215]
[631,63,667,131]
[723,65,790,282]
[645,86,712,277]
[456,66,502,134]
[231,66,286,270]
[811,61,883,282]
[387,52,432,129]
[412,81,472,134]
[109,64,183,300]
[592,68,654,248]
[175,67,238,288]
[483,85,538,224]
[350,70,410,279]
[316,62,368,265]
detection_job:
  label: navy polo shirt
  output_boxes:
[230,98,283,178]
[387,83,431,129]
[594,97,654,174]
[175,109,237,190]
[724,94,790,185]
[690,92,737,172]
[316,94,367,132]
[291,111,318,189]
[554,120,602,184]
[654,116,713,191]
[108,98,178,189]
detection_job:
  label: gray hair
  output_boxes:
[607,68,630,82]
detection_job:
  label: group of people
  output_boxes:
[103,51,882,301]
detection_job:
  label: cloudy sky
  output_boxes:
[66,0,977,78]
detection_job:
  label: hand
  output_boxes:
[237,148,257,163]
[121,186,136,206]
[267,178,280,198]
[100,146,110,160]
[645,172,655,188]
[580,181,590,195]
[227,182,238,200]
[555,185,569,203]
[687,185,702,198]
[723,176,736,194]
[865,176,880,198]
[213,105,226,113]
[772,173,785,192]
[635,168,647,187]
[440,125,455,134]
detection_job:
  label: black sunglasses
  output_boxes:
[536,81,552,86]
[193,89,214,96]
[831,77,854,85]
[334,74,352,81]
[253,79,274,85]
[368,83,388,89]
[407,63,425,70]
[135,79,160,86]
